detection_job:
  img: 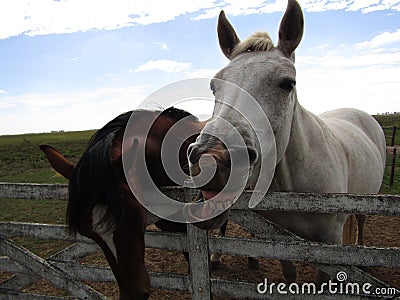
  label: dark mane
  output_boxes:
[66,107,196,234]
[67,111,133,234]
[160,107,198,123]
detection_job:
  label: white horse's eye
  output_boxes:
[279,78,296,92]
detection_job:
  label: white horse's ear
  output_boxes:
[218,10,241,59]
[278,0,304,58]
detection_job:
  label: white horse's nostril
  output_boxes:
[226,145,258,167]
[247,146,258,164]
[187,143,201,164]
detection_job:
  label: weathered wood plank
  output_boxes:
[48,242,99,261]
[1,258,387,299]
[149,272,190,292]
[145,230,187,251]
[209,236,400,268]
[186,189,211,300]
[0,183,68,200]
[2,183,400,216]
[233,191,400,216]
[0,235,108,300]
[209,278,375,299]
[50,260,191,292]
[318,264,393,293]
[0,222,188,252]
[231,210,300,242]
[230,211,393,289]
[0,273,39,291]
[0,221,90,243]
[50,261,116,282]
[187,223,211,299]
[0,256,25,273]
[0,288,68,300]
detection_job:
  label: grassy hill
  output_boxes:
[373,113,400,127]
[0,130,95,183]
[0,114,398,193]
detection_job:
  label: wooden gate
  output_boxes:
[1,183,400,299]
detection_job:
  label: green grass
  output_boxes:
[372,114,400,194]
[373,113,400,146]
[381,126,400,147]
[0,130,95,183]
[0,198,69,258]
[0,198,66,224]
[380,150,400,194]
[373,113,400,127]
[0,131,93,258]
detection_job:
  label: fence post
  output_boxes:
[390,147,397,189]
[185,189,211,300]
[390,126,397,147]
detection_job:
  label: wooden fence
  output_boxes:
[1,183,400,299]
[383,125,398,190]
[381,125,397,148]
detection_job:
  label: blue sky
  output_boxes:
[0,0,399,134]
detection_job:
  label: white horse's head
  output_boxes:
[188,0,304,205]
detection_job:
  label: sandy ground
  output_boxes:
[1,214,400,299]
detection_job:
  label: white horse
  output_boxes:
[188,0,386,283]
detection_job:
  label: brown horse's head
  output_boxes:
[40,107,227,299]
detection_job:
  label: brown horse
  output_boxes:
[40,107,226,300]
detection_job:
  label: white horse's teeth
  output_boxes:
[206,201,217,210]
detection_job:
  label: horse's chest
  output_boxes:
[92,205,118,262]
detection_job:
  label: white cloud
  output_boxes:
[298,64,400,115]
[299,50,400,68]
[192,7,221,21]
[296,44,400,115]
[301,0,350,12]
[2,0,400,39]
[0,0,217,39]
[355,29,400,49]
[185,68,219,79]
[347,0,380,11]
[156,42,170,50]
[301,0,400,13]
[133,59,191,73]
[0,85,150,134]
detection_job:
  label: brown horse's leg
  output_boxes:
[210,220,228,270]
[316,269,331,287]
[280,260,296,283]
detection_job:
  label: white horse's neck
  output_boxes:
[271,101,329,192]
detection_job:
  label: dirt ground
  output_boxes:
[2,214,400,299]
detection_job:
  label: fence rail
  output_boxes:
[1,183,400,299]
